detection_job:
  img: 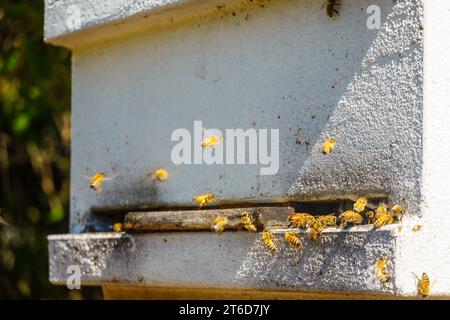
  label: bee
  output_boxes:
[338,210,363,228]
[241,213,257,232]
[113,223,123,233]
[373,213,394,229]
[152,168,168,182]
[201,134,223,148]
[316,214,337,227]
[414,273,431,298]
[288,213,316,229]
[375,257,390,284]
[285,230,303,249]
[85,171,115,192]
[212,216,228,234]
[321,0,340,18]
[375,203,388,218]
[353,197,368,213]
[365,210,376,224]
[322,137,336,154]
[390,204,405,222]
[192,193,216,207]
[308,221,325,242]
[262,228,277,252]
[412,225,423,232]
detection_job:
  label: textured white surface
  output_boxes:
[48,227,398,295]
[67,0,423,233]
[393,0,450,297]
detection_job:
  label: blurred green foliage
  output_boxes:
[0,1,99,299]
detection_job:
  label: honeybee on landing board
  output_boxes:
[390,204,405,222]
[285,230,303,249]
[375,257,390,284]
[308,221,325,242]
[262,228,277,252]
[321,0,340,18]
[85,171,116,193]
[373,212,394,229]
[288,213,316,229]
[212,216,228,234]
[353,197,368,213]
[414,272,431,298]
[316,214,337,227]
[192,193,216,207]
[338,210,362,228]
[241,213,257,232]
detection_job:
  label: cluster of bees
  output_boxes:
[87,129,431,297]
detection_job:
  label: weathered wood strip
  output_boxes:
[123,206,295,231]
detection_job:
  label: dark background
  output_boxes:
[0,1,100,299]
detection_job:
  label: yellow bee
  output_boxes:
[288,213,316,229]
[338,210,363,228]
[322,137,336,154]
[373,213,394,229]
[192,193,216,207]
[241,213,257,232]
[375,203,388,218]
[153,168,168,182]
[85,172,115,192]
[365,210,375,224]
[390,204,405,222]
[201,135,223,148]
[412,225,423,232]
[285,230,303,249]
[316,214,337,227]
[353,197,368,213]
[212,216,228,234]
[308,221,325,242]
[321,0,340,18]
[375,257,390,284]
[262,228,277,252]
[414,273,431,298]
[113,223,123,233]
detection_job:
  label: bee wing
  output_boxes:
[320,1,327,10]
[84,175,92,180]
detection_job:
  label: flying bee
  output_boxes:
[375,257,390,284]
[212,216,228,234]
[285,230,303,249]
[414,272,431,298]
[152,168,168,182]
[322,137,336,154]
[373,213,394,229]
[85,171,116,193]
[316,214,337,227]
[353,197,368,213]
[338,210,363,228]
[201,134,223,148]
[262,228,277,252]
[241,213,257,232]
[390,204,405,222]
[412,225,423,232]
[321,0,340,18]
[308,221,325,242]
[192,193,216,207]
[288,213,316,229]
